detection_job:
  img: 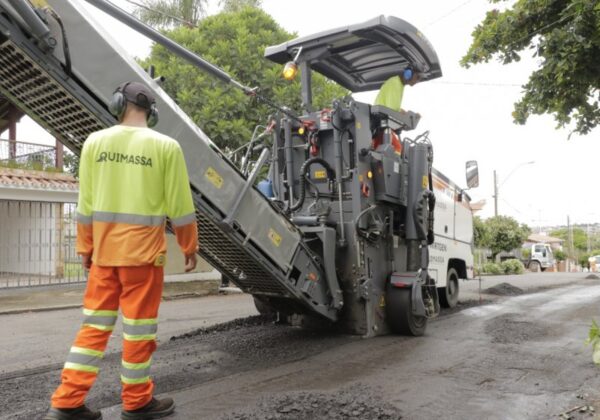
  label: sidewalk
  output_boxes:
[0,270,224,315]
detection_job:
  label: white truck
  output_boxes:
[429,162,477,308]
[524,243,555,272]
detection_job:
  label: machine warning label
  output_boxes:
[313,170,327,179]
[422,175,429,189]
[205,167,223,189]
[268,228,282,247]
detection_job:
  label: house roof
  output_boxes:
[470,199,486,212]
[527,233,563,244]
[0,168,78,203]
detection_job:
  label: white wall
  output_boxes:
[0,201,59,275]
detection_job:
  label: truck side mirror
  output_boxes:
[466,160,479,189]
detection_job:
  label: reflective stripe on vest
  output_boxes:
[92,211,166,227]
[171,212,196,227]
[77,212,92,225]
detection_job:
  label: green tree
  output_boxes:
[63,150,79,177]
[550,227,588,251]
[219,0,262,12]
[461,0,600,135]
[554,249,567,262]
[130,0,207,28]
[473,215,490,248]
[143,6,348,150]
[484,215,531,259]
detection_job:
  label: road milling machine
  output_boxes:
[0,0,448,336]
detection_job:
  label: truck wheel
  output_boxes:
[529,260,540,272]
[253,296,276,315]
[439,268,459,308]
[385,284,427,336]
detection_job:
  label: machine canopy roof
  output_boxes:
[264,15,442,93]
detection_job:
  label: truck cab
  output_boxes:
[528,243,555,272]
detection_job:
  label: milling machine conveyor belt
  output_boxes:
[0,0,337,320]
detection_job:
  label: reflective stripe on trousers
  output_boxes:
[51,265,164,411]
[82,308,118,332]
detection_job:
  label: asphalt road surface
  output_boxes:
[2,273,600,419]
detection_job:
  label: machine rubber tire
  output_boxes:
[439,268,460,309]
[253,296,276,315]
[385,284,427,336]
[529,260,541,272]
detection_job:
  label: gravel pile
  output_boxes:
[585,274,600,280]
[485,313,549,344]
[225,387,402,420]
[484,282,524,296]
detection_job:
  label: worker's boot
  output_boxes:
[44,405,102,420]
[121,397,175,419]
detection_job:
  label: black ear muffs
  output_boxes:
[108,82,130,121]
[108,81,159,127]
[147,103,159,128]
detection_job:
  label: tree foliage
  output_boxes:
[473,215,489,248]
[219,0,262,13]
[142,6,348,150]
[461,0,600,135]
[550,227,588,251]
[478,215,530,259]
[131,0,207,28]
[554,248,567,262]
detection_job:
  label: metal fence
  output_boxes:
[0,138,57,170]
[0,200,86,288]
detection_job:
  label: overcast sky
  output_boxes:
[15,0,600,227]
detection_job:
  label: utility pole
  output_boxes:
[588,223,591,253]
[493,170,498,217]
[567,215,575,270]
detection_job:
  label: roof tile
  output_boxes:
[0,168,78,192]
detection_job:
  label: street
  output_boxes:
[2,273,600,419]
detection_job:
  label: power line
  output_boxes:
[123,0,197,28]
[430,80,522,87]
[500,198,528,218]
[507,10,578,49]
[426,0,475,27]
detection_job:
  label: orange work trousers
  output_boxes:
[51,264,164,411]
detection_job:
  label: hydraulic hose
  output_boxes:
[289,157,335,212]
[332,105,347,246]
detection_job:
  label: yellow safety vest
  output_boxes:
[374,75,405,112]
[76,125,198,266]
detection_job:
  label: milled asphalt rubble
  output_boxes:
[1,273,598,420]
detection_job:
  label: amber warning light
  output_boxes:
[282,61,298,81]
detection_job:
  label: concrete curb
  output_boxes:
[0,278,223,316]
[0,304,82,316]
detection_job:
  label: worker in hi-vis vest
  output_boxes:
[45,82,198,420]
[374,66,421,112]
[371,66,421,153]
